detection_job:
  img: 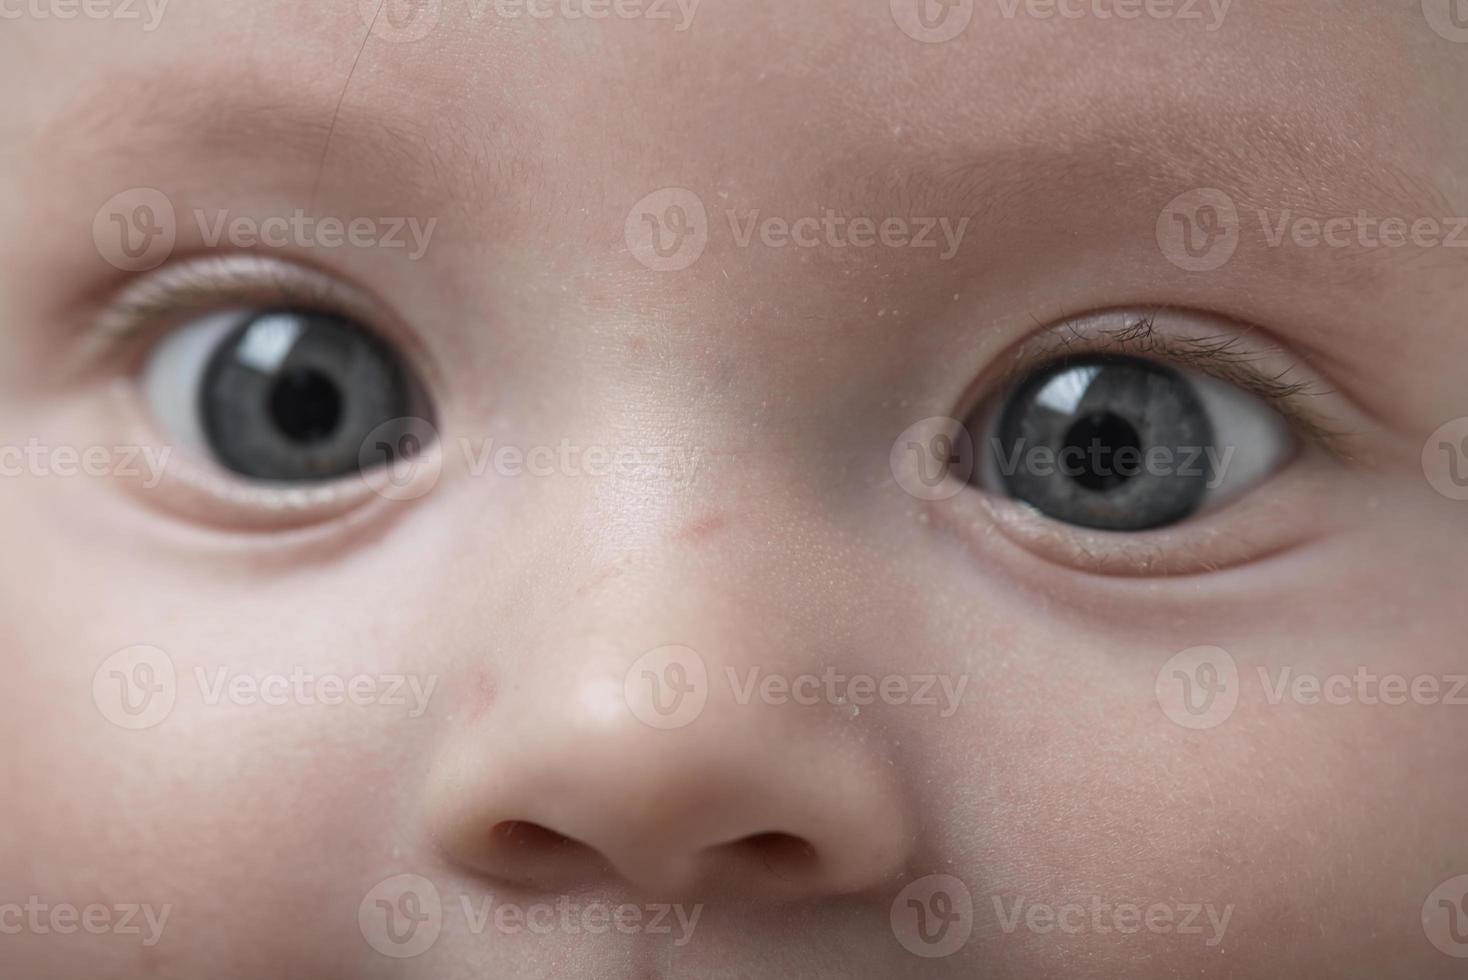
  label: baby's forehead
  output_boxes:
[29,3,1451,267]
[23,1,1451,153]
[31,1,1451,217]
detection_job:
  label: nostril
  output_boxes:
[721,832,820,880]
[473,821,620,890]
[491,820,591,856]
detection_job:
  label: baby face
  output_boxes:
[3,0,1467,976]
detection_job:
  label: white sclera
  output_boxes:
[139,309,252,462]
[1187,370,1294,507]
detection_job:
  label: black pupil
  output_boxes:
[1062,411,1141,493]
[268,367,343,445]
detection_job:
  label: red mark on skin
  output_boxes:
[575,564,624,598]
[136,943,162,973]
[628,336,649,356]
[676,512,727,544]
[470,669,496,719]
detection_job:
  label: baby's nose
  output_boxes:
[424,630,913,902]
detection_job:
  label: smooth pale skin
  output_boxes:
[2,0,1467,976]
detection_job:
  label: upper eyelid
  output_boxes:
[85,254,378,356]
[994,309,1351,456]
[65,253,445,395]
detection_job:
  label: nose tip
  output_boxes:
[426,653,913,902]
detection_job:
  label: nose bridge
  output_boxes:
[492,435,884,671]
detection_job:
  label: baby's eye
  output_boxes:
[969,355,1294,531]
[141,308,434,484]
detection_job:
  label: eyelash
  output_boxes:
[72,253,413,381]
[980,309,1345,456]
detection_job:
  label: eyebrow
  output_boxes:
[48,44,1453,261]
[39,61,539,217]
[832,115,1452,250]
[814,105,1460,388]
[45,70,339,173]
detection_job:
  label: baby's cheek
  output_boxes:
[0,481,442,974]
[920,607,1467,978]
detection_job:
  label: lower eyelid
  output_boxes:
[95,379,443,535]
[929,451,1340,580]
[943,502,1313,580]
